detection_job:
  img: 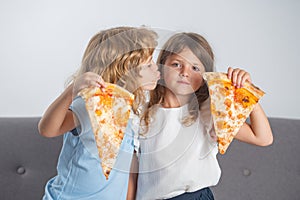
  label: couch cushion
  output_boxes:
[0,118,62,200]
[212,118,300,200]
[1,117,299,200]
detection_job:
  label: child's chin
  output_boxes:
[142,83,157,91]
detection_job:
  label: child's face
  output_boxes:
[137,56,160,91]
[163,47,205,96]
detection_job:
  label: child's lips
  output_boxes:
[177,80,190,85]
[157,72,161,80]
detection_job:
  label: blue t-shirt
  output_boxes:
[43,96,135,200]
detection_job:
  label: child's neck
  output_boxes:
[162,90,191,108]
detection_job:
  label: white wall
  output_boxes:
[0,0,299,119]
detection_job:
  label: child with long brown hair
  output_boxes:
[136,32,273,200]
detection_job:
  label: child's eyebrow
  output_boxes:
[170,54,203,66]
[192,63,202,66]
[169,55,182,61]
[175,57,202,66]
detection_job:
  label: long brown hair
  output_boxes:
[71,26,158,114]
[143,32,214,129]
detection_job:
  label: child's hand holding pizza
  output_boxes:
[227,67,252,88]
[73,72,106,97]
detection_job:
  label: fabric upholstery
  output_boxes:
[0,117,299,200]
[0,118,62,200]
[212,118,300,200]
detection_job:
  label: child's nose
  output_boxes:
[151,60,158,71]
[180,66,189,77]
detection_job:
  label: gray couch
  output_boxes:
[0,117,299,200]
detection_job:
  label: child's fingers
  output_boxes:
[236,70,246,88]
[240,72,252,86]
[231,68,240,87]
[236,70,251,88]
[227,67,233,80]
[227,67,252,88]
[74,72,106,93]
[90,74,106,92]
[95,76,106,91]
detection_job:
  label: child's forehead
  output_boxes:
[167,48,202,65]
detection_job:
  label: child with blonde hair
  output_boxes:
[39,26,160,200]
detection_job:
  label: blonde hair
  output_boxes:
[143,32,214,129]
[70,26,157,114]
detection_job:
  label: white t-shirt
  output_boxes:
[136,101,221,200]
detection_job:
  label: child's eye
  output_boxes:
[141,64,151,69]
[192,66,201,71]
[171,63,181,68]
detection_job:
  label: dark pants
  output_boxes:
[166,187,214,200]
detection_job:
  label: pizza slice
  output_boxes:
[202,72,265,154]
[78,83,134,179]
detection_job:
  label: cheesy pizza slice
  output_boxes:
[79,83,134,179]
[203,72,265,154]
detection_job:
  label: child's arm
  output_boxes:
[235,104,273,146]
[38,84,75,137]
[38,72,105,137]
[126,152,138,200]
[227,67,273,146]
